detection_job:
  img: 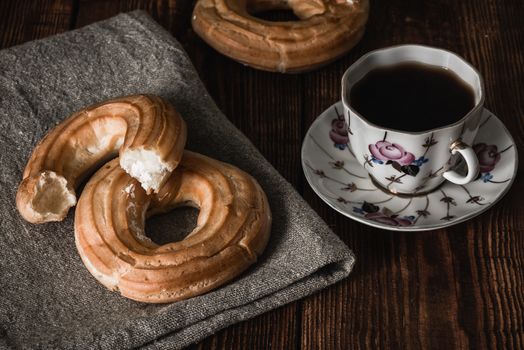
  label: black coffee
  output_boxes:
[349,62,476,132]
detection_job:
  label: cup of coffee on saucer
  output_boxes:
[342,44,484,196]
[301,44,517,230]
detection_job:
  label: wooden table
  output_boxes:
[1,1,523,349]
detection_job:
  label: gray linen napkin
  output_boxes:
[0,11,355,349]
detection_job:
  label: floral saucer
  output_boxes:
[301,102,517,231]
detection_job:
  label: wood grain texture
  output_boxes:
[0,0,74,48]
[1,0,523,349]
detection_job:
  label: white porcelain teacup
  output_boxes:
[341,45,484,195]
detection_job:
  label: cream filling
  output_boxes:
[120,148,172,193]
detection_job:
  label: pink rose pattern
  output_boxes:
[473,143,501,173]
[329,116,349,150]
[367,137,423,177]
[320,116,509,227]
[353,202,414,227]
[369,141,415,166]
[364,212,413,226]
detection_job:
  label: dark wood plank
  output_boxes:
[1,0,523,349]
[0,0,74,49]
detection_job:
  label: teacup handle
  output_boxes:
[443,140,480,185]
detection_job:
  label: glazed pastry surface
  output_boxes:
[192,0,369,72]
[16,95,186,223]
[75,151,272,303]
